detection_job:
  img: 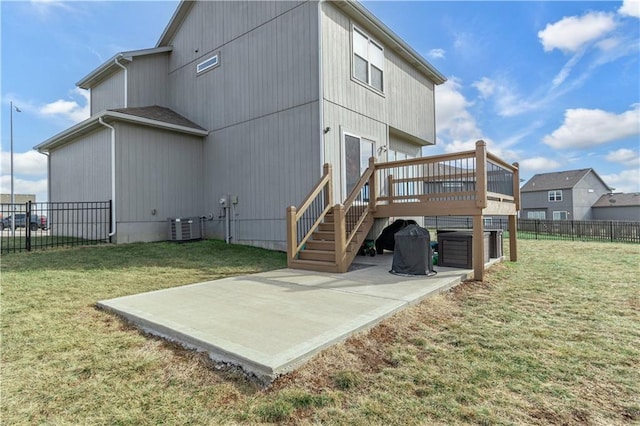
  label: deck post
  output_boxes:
[475,140,487,209]
[323,163,333,206]
[286,206,297,266]
[334,204,346,272]
[512,162,520,211]
[368,157,377,212]
[508,214,517,262]
[473,215,485,281]
[387,174,394,203]
[510,161,519,262]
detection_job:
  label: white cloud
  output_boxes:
[435,78,522,162]
[601,169,640,193]
[551,49,585,87]
[0,149,48,176]
[538,12,617,53]
[28,0,77,20]
[0,175,48,201]
[605,148,640,167]
[619,0,640,18]
[39,88,90,124]
[473,77,495,99]
[436,78,484,151]
[428,48,445,59]
[543,105,640,149]
[519,157,562,173]
[596,37,621,52]
[471,76,538,117]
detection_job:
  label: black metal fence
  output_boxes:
[0,201,112,254]
[424,216,640,244]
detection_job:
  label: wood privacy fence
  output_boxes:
[0,201,112,254]
[424,217,640,244]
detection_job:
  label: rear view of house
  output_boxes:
[36,0,520,279]
[35,0,444,248]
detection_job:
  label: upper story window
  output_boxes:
[548,190,562,202]
[196,54,219,74]
[352,26,384,92]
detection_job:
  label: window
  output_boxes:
[548,190,562,202]
[353,26,384,92]
[527,211,546,220]
[553,211,568,220]
[196,54,219,74]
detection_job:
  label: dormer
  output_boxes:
[77,46,173,115]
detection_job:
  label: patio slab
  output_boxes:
[97,253,501,383]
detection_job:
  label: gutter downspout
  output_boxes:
[114,54,128,108]
[317,0,324,170]
[44,152,50,202]
[99,117,117,239]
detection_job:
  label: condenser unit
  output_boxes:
[168,217,202,242]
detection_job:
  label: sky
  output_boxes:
[1,0,639,203]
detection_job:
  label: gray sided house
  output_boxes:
[521,169,613,221]
[35,0,446,249]
[591,193,640,221]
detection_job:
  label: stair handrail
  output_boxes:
[343,167,375,246]
[286,164,333,264]
[334,161,376,270]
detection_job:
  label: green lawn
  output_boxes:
[1,239,638,425]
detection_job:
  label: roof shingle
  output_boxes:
[592,193,640,208]
[521,169,611,192]
[109,106,206,131]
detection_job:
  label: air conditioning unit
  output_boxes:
[168,217,202,242]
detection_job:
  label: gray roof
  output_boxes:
[35,106,208,153]
[109,106,206,131]
[521,168,612,192]
[592,193,640,208]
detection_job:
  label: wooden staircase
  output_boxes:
[291,208,374,273]
[286,162,377,273]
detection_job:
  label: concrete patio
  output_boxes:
[98,253,502,384]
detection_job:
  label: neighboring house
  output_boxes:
[521,169,613,221]
[35,0,446,249]
[591,193,640,221]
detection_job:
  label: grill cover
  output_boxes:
[390,224,434,276]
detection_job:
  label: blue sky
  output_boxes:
[1,0,639,202]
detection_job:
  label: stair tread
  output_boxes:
[290,258,336,265]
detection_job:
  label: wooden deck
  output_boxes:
[286,141,520,280]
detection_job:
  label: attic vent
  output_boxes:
[196,54,219,74]
[168,217,203,241]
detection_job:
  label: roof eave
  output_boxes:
[157,0,195,47]
[338,0,447,85]
[35,111,208,153]
[76,46,173,89]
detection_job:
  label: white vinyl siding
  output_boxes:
[352,26,384,92]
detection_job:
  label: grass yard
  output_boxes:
[1,239,638,425]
